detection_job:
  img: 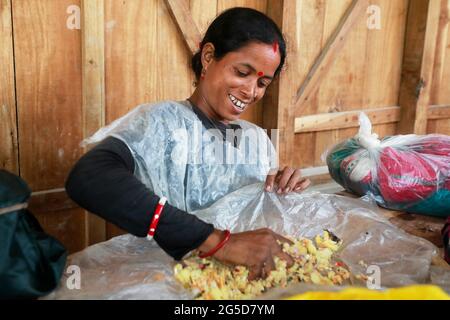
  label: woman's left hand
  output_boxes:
[264,167,311,194]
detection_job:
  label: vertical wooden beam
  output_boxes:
[81,0,106,245]
[263,0,298,167]
[398,0,442,134]
[164,0,202,56]
[430,0,449,104]
[429,0,450,135]
[0,0,19,174]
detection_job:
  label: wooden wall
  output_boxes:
[1,0,449,253]
[274,0,407,169]
[429,0,450,135]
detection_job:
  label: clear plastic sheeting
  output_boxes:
[326,112,450,217]
[44,183,444,300]
[80,100,277,212]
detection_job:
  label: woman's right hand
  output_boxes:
[198,228,294,280]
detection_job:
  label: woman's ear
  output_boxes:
[201,43,215,70]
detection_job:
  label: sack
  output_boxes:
[0,170,67,299]
[326,113,450,217]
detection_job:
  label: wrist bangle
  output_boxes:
[147,197,167,240]
[198,230,231,258]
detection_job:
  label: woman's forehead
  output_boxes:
[222,42,281,75]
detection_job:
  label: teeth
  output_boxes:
[228,94,246,110]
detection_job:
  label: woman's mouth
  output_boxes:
[228,94,247,112]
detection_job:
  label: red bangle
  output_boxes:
[198,230,231,258]
[147,197,167,240]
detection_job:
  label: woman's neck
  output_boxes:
[188,88,229,125]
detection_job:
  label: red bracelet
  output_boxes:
[147,197,167,240]
[198,230,231,258]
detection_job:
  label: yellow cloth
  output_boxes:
[287,285,450,300]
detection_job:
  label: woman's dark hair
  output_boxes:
[191,7,286,83]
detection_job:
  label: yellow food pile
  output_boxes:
[173,231,351,300]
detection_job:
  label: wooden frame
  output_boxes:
[0,0,19,174]
[295,104,450,133]
[164,0,202,56]
[81,0,106,245]
[294,0,370,116]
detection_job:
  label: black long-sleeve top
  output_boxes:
[65,102,241,260]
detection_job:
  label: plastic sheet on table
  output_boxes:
[43,183,447,300]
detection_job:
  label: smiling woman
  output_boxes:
[65,7,311,281]
[189,7,285,123]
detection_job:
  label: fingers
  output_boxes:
[262,256,276,278]
[275,251,294,268]
[267,232,294,268]
[294,178,311,192]
[276,167,295,194]
[265,166,313,194]
[248,256,276,281]
[256,229,295,269]
[264,170,277,192]
[219,228,296,281]
[248,245,292,280]
[248,266,260,281]
[272,232,294,246]
[285,169,303,193]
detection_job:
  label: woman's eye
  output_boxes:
[258,81,269,88]
[235,69,248,77]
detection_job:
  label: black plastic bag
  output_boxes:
[0,170,67,299]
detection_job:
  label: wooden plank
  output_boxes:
[29,189,77,214]
[218,0,267,14]
[81,0,106,245]
[313,0,368,167]
[190,0,217,35]
[261,0,299,167]
[362,0,408,108]
[189,0,217,116]
[361,0,408,143]
[398,0,442,134]
[294,0,370,117]
[105,0,192,122]
[0,0,19,174]
[430,0,450,104]
[13,0,83,191]
[429,0,450,135]
[427,104,450,120]
[81,0,105,139]
[12,0,87,251]
[295,106,400,133]
[295,104,449,133]
[287,0,327,169]
[413,0,443,134]
[164,0,201,56]
[429,103,450,135]
[436,0,450,107]
[427,119,450,135]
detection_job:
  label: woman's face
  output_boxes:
[198,41,281,123]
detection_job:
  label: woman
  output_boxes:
[66,7,310,280]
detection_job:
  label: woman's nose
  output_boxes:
[240,81,257,101]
